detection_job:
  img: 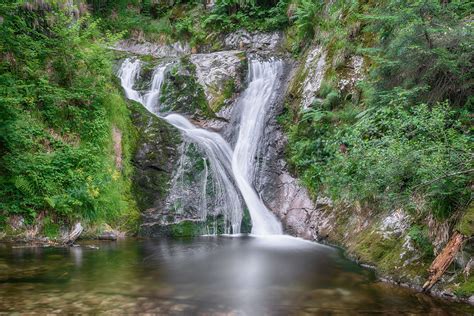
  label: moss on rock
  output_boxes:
[129,100,181,213]
[160,57,213,118]
[457,204,474,237]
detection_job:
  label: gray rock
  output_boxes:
[114,40,190,58]
[224,30,283,52]
[300,46,327,110]
[337,55,364,92]
[98,231,117,241]
[378,209,410,239]
[190,50,245,111]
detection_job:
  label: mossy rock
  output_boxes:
[140,220,204,237]
[170,220,205,237]
[208,79,236,112]
[160,57,213,118]
[129,100,182,212]
[455,275,474,297]
[457,204,474,237]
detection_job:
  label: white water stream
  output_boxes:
[232,60,283,235]
[118,57,282,235]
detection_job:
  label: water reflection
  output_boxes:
[0,236,472,315]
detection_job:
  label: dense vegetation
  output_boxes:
[282,0,473,227]
[0,0,471,268]
[87,0,290,46]
[0,1,138,235]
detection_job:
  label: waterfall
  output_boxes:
[117,59,142,103]
[117,57,283,235]
[143,64,168,113]
[164,114,242,234]
[201,158,208,221]
[232,60,283,235]
[117,58,243,234]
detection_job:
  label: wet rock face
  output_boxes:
[131,102,216,237]
[251,59,320,240]
[224,30,283,52]
[115,40,190,58]
[129,102,181,221]
[190,51,246,112]
[300,46,327,110]
[160,58,210,118]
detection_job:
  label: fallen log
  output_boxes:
[61,222,83,245]
[423,231,466,291]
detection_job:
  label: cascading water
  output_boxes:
[143,64,168,113]
[232,60,283,235]
[117,57,283,235]
[117,59,142,103]
[117,58,243,234]
[164,114,242,234]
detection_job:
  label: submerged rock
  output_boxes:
[97,231,117,241]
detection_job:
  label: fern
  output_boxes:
[294,0,324,41]
[14,176,35,197]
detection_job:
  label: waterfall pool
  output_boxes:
[0,237,472,314]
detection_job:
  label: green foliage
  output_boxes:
[408,225,433,259]
[455,275,474,297]
[88,0,289,45]
[457,204,474,237]
[363,0,473,107]
[42,216,60,238]
[283,0,473,225]
[285,96,472,218]
[294,0,323,42]
[0,1,138,228]
[203,0,290,33]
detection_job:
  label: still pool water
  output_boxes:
[0,236,472,315]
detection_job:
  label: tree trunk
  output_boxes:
[62,222,83,245]
[423,231,466,291]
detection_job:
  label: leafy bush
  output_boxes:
[283,0,472,224]
[364,0,473,107]
[294,0,323,42]
[203,0,290,32]
[408,225,434,259]
[286,98,472,218]
[0,1,138,228]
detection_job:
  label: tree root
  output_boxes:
[61,222,83,245]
